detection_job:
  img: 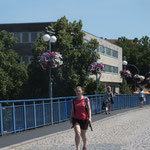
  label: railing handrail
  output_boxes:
[0,94,105,103]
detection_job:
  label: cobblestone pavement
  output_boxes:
[2,106,150,150]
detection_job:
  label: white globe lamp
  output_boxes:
[122,60,128,66]
[50,35,57,43]
[43,34,50,41]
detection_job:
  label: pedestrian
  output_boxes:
[139,88,144,107]
[103,86,114,114]
[70,86,92,150]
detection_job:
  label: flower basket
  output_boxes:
[38,51,63,68]
[88,62,104,75]
[120,70,132,78]
[134,74,145,81]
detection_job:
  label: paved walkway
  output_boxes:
[2,105,150,150]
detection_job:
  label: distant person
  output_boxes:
[139,88,144,107]
[103,86,114,114]
[70,86,92,150]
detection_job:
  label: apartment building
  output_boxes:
[84,31,122,93]
[0,22,53,64]
[0,22,122,93]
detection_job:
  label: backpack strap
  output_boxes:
[72,98,76,114]
[84,96,89,117]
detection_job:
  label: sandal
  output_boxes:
[82,147,87,150]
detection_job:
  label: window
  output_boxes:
[20,56,33,64]
[13,32,41,43]
[106,47,111,56]
[84,39,89,43]
[113,66,118,73]
[14,32,21,43]
[22,32,29,43]
[99,45,105,54]
[112,50,118,58]
[31,32,38,43]
[99,45,118,58]
[104,64,118,74]
[96,47,100,53]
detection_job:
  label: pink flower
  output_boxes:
[88,62,104,75]
[38,51,63,68]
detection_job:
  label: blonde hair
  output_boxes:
[76,86,82,90]
[107,86,111,91]
[75,86,84,93]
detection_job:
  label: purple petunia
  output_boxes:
[120,70,132,78]
[88,62,104,75]
[38,51,63,69]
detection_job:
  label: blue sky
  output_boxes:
[0,0,149,39]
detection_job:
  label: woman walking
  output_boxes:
[104,86,114,114]
[70,86,92,150]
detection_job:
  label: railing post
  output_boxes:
[65,99,67,120]
[58,100,60,122]
[96,95,98,113]
[33,101,37,127]
[43,101,45,126]
[24,102,27,130]
[0,103,4,135]
[12,103,16,132]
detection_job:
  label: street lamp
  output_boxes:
[122,60,128,66]
[43,33,57,124]
[122,56,140,92]
[43,34,57,98]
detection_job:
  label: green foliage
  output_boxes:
[116,36,150,91]
[119,78,132,94]
[29,16,102,98]
[0,30,28,100]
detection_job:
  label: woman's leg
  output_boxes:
[140,100,143,107]
[108,103,111,114]
[81,129,87,149]
[140,97,143,107]
[74,123,81,150]
[105,106,108,114]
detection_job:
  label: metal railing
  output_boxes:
[0,94,150,136]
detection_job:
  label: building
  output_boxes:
[0,22,123,93]
[0,22,54,64]
[84,31,122,93]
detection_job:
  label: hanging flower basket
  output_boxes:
[38,51,63,68]
[120,70,132,78]
[146,77,150,81]
[88,62,104,75]
[134,74,145,81]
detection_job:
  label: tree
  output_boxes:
[0,30,28,100]
[29,16,101,98]
[136,36,150,75]
[115,36,150,92]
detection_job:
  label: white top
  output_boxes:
[139,90,144,97]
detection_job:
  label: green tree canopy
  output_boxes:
[29,16,101,98]
[115,36,150,91]
[0,30,28,100]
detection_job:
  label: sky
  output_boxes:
[0,0,150,39]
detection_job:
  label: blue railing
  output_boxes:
[0,94,150,136]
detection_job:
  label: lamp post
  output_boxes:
[43,34,57,98]
[123,56,140,92]
[43,32,57,124]
[71,46,98,95]
[122,59,127,94]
